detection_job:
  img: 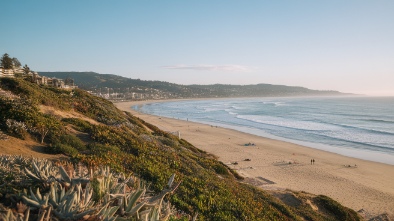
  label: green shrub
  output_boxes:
[50,143,79,156]
[228,167,244,180]
[61,118,93,133]
[213,163,229,176]
[160,137,179,147]
[4,119,30,140]
[60,134,86,150]
[87,143,121,155]
[316,195,360,221]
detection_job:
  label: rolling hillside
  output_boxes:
[39,71,345,99]
[0,77,360,220]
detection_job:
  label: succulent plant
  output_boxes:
[21,187,50,209]
[95,203,119,221]
[36,206,51,221]
[1,156,181,221]
[56,165,90,188]
[48,183,94,210]
[0,208,29,221]
[24,159,57,186]
[120,187,146,216]
[52,189,96,220]
[48,183,67,209]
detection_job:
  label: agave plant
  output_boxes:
[49,183,94,210]
[95,203,119,221]
[0,156,26,185]
[48,183,68,209]
[1,155,181,221]
[56,165,90,188]
[51,188,96,220]
[0,203,30,221]
[23,188,49,208]
[0,156,15,183]
[0,208,30,221]
[24,159,57,186]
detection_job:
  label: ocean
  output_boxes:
[133,96,394,165]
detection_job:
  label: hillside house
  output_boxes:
[48,78,64,88]
[2,69,15,78]
[65,77,75,86]
[1,68,77,89]
[0,67,24,78]
[31,72,48,84]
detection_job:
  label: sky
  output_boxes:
[1,1,393,96]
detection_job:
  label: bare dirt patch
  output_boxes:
[0,136,64,159]
[39,105,100,125]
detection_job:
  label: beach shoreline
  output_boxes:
[115,100,394,217]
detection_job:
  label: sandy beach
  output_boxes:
[115,100,394,217]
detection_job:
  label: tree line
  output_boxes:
[1,53,30,74]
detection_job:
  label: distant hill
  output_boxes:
[39,71,345,99]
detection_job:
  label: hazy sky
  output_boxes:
[1,1,393,95]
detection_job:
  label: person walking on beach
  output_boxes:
[311,159,313,165]
[312,159,315,165]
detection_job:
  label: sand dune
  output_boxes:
[116,100,394,217]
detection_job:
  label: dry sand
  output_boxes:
[116,100,394,217]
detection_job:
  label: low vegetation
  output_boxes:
[0,78,360,220]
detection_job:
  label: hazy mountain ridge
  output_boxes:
[39,71,346,99]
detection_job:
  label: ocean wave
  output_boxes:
[261,101,289,107]
[334,112,386,119]
[324,122,394,136]
[362,119,394,124]
[237,115,340,131]
[230,105,248,110]
[237,115,394,149]
[202,108,222,112]
[310,131,394,152]
[225,109,238,115]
